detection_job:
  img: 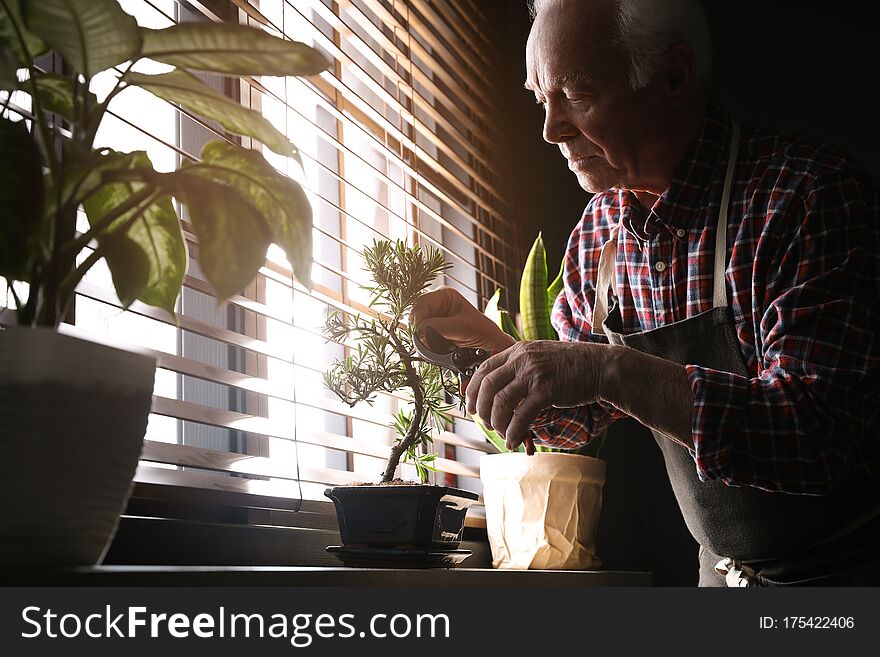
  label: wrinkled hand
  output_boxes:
[466,340,608,451]
[411,287,531,450]
[409,286,515,354]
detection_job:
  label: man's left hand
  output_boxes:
[466,340,610,451]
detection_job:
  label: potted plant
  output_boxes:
[477,233,607,570]
[322,239,479,567]
[0,0,326,565]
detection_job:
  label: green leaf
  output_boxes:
[0,117,43,281]
[483,288,522,341]
[29,72,74,119]
[547,253,565,311]
[140,23,330,77]
[500,310,522,342]
[17,71,96,121]
[519,232,555,340]
[126,69,299,158]
[46,149,134,223]
[23,0,141,78]
[483,288,503,328]
[196,140,312,288]
[175,176,272,300]
[98,233,152,308]
[0,0,47,65]
[0,44,17,88]
[472,413,522,453]
[82,151,187,315]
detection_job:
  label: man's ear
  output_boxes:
[657,42,697,107]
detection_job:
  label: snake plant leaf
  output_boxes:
[82,151,187,315]
[23,0,141,78]
[196,140,312,289]
[126,69,299,159]
[140,23,330,77]
[483,288,503,329]
[483,288,522,341]
[0,0,47,65]
[0,117,43,281]
[500,310,522,342]
[519,232,556,340]
[174,175,272,301]
[547,254,565,313]
[473,413,524,453]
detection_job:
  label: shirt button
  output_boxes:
[676,229,686,238]
[654,261,667,272]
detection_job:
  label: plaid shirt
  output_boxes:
[532,100,880,495]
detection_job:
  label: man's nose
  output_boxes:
[542,98,577,144]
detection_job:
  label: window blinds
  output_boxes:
[7,0,519,515]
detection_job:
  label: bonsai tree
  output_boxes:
[479,233,606,457]
[323,240,461,484]
[0,0,329,327]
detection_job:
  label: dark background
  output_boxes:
[484,0,880,585]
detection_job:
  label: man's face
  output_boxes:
[525,0,660,193]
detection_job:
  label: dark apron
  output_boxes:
[592,124,880,586]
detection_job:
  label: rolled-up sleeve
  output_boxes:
[687,170,880,494]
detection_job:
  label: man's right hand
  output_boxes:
[412,286,535,454]
[409,286,516,355]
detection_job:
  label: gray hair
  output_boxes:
[529,0,713,90]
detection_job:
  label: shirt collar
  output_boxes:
[633,100,735,233]
[618,190,653,247]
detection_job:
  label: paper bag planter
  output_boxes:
[479,452,605,570]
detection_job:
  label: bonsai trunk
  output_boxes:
[380,360,425,484]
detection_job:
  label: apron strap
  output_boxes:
[591,120,741,337]
[713,121,740,309]
[591,223,619,336]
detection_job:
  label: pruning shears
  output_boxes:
[413,325,536,455]
[413,325,491,384]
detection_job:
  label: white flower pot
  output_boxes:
[0,327,155,566]
[479,452,606,570]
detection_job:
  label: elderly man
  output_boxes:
[411,0,880,586]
